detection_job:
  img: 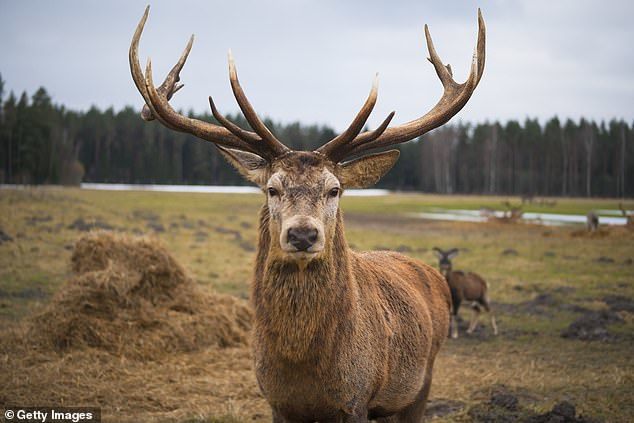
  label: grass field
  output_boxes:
[0,187,632,422]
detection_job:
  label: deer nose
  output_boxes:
[287,227,318,251]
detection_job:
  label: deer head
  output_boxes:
[433,247,459,277]
[130,6,485,264]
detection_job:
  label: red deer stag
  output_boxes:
[433,248,498,339]
[130,6,485,422]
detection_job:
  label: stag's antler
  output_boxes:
[129,6,289,160]
[317,9,486,162]
[130,6,485,164]
[315,75,396,162]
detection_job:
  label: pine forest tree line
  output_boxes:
[0,80,632,197]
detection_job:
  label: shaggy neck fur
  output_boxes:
[252,205,355,362]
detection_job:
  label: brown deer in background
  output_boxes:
[495,201,523,223]
[433,248,498,339]
[130,6,485,421]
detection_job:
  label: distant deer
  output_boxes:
[130,6,486,421]
[433,248,498,339]
[488,201,523,223]
[586,212,599,232]
[501,201,523,221]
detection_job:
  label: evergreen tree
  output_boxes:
[0,79,632,196]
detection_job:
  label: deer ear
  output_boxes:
[337,150,400,189]
[432,247,444,259]
[447,248,459,259]
[217,146,269,187]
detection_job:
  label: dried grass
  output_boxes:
[1,230,630,422]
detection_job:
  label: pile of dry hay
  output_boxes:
[28,231,252,359]
[0,232,266,421]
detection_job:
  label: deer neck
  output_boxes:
[442,266,452,279]
[252,206,354,361]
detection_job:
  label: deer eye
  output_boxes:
[328,187,340,198]
[267,187,279,197]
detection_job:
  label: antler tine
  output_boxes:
[142,34,194,118]
[130,5,170,125]
[141,35,193,122]
[344,111,395,152]
[342,9,486,159]
[144,58,263,155]
[129,6,290,160]
[316,74,379,159]
[208,96,260,143]
[129,5,149,98]
[325,111,396,163]
[474,8,486,86]
[228,51,289,157]
[130,6,193,125]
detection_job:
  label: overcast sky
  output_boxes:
[1,0,633,132]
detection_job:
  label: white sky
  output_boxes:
[1,0,633,132]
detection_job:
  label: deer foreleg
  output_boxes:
[467,307,480,333]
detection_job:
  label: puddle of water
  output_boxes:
[522,212,625,225]
[416,208,487,223]
[413,208,627,226]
